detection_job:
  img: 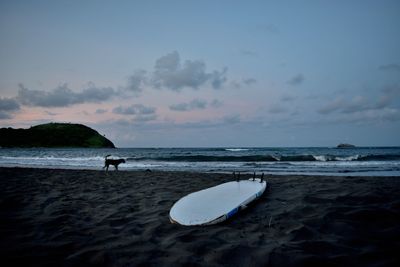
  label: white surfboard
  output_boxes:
[170,178,267,226]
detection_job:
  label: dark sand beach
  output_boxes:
[1,167,399,267]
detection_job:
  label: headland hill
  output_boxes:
[0,123,115,148]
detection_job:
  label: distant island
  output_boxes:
[337,143,356,148]
[0,123,115,148]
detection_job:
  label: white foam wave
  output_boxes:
[335,155,360,161]
[313,155,360,161]
[314,155,327,161]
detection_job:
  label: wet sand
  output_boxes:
[1,167,399,266]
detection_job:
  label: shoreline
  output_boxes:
[1,167,399,266]
[1,165,399,177]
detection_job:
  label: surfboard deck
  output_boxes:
[170,178,267,226]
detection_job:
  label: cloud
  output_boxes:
[318,101,338,114]
[240,50,258,57]
[376,84,400,108]
[44,110,57,116]
[231,78,257,89]
[169,98,222,112]
[95,109,108,114]
[0,97,20,111]
[113,104,156,115]
[269,105,287,114]
[13,51,231,110]
[210,69,228,89]
[381,84,400,96]
[355,108,400,122]
[127,70,147,94]
[329,108,400,124]
[288,74,305,85]
[0,97,20,119]
[210,99,223,108]
[281,95,296,102]
[169,98,208,111]
[318,86,400,116]
[17,83,116,107]
[112,104,158,123]
[159,114,242,130]
[133,114,158,122]
[0,112,13,119]
[152,51,227,91]
[169,103,190,112]
[80,83,116,102]
[243,78,257,85]
[223,114,241,124]
[317,96,370,114]
[378,63,400,72]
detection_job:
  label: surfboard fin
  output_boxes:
[260,173,264,183]
[253,172,256,181]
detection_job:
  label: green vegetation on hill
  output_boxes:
[0,123,115,148]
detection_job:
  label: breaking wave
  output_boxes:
[128,154,400,162]
[1,147,399,176]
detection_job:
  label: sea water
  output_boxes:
[0,147,400,176]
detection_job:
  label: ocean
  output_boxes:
[1,147,400,176]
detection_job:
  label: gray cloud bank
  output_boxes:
[17,83,116,107]
[152,51,227,91]
[126,51,228,93]
[126,70,147,94]
[0,97,20,119]
[113,104,157,123]
[231,78,257,89]
[0,50,229,113]
[169,99,222,112]
[1,51,238,121]
[288,74,305,86]
[317,85,400,122]
[113,104,156,115]
[7,51,231,107]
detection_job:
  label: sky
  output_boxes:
[0,0,399,147]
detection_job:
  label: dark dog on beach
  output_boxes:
[103,155,125,171]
